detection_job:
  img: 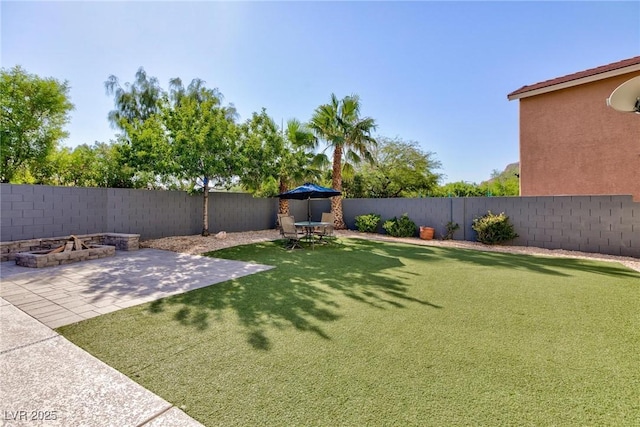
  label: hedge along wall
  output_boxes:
[2,184,639,257]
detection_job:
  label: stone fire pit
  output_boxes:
[15,244,115,268]
[2,233,139,265]
[9,234,129,268]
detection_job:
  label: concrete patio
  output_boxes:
[0,248,273,328]
[0,249,273,426]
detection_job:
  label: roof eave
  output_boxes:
[507,63,640,101]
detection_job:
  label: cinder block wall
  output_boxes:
[1,184,108,241]
[343,197,455,236]
[208,192,277,233]
[343,195,640,257]
[459,196,639,257]
[286,199,332,223]
[1,184,276,241]
[106,188,201,239]
[2,184,638,257]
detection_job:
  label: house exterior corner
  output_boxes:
[509,57,640,201]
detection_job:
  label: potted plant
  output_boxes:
[419,226,435,240]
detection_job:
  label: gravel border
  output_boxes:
[141,229,640,273]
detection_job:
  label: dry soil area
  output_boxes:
[140,229,640,273]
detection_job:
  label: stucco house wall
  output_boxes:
[509,58,640,201]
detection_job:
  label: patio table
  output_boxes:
[294,221,332,245]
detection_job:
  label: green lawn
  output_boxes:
[58,238,640,426]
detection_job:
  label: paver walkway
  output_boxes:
[0,249,273,426]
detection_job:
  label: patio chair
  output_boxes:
[280,216,304,249]
[314,212,335,242]
[277,213,293,236]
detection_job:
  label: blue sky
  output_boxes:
[2,1,639,184]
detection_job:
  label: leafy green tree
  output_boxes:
[1,66,74,182]
[33,144,93,186]
[480,165,520,196]
[346,137,442,198]
[106,70,243,235]
[105,69,170,175]
[341,173,367,198]
[238,109,285,195]
[117,112,172,175]
[431,181,485,197]
[309,93,377,228]
[267,119,323,214]
[31,140,137,188]
[35,146,72,185]
[105,67,163,131]
[85,141,139,188]
[433,164,519,198]
[65,144,99,186]
[239,111,323,215]
[164,78,240,236]
[276,119,325,214]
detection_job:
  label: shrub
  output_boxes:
[443,221,460,240]
[471,211,518,244]
[382,213,417,238]
[355,213,382,233]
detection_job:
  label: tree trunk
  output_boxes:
[279,199,289,215]
[331,145,346,229]
[202,177,210,236]
[278,178,289,215]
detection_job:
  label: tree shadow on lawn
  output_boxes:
[143,237,636,351]
[350,238,640,279]
[147,239,442,350]
[77,250,271,304]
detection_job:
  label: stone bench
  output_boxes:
[0,233,139,262]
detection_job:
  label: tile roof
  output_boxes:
[508,56,640,98]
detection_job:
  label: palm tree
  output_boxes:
[309,94,377,229]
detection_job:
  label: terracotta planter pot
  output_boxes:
[419,226,435,240]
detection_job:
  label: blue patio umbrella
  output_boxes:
[278,183,341,222]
